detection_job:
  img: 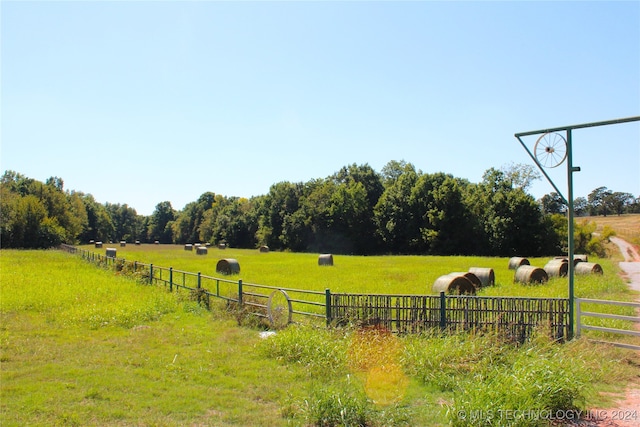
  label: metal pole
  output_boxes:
[567,129,577,340]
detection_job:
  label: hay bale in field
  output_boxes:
[318,254,334,266]
[514,265,548,284]
[135,240,141,245]
[216,258,240,275]
[184,244,193,251]
[468,267,495,287]
[218,243,227,250]
[95,241,103,248]
[450,272,482,289]
[154,241,160,245]
[120,241,126,247]
[508,257,529,270]
[574,254,588,263]
[259,245,269,253]
[554,255,587,266]
[432,274,476,295]
[196,246,208,255]
[544,259,568,277]
[106,248,117,258]
[575,262,603,275]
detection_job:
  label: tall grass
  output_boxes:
[3,249,640,426]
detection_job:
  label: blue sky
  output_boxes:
[2,1,639,215]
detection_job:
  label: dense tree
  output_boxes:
[374,164,421,253]
[147,201,175,243]
[18,165,638,257]
[466,168,557,256]
[172,192,215,244]
[573,197,588,217]
[540,192,566,215]
[588,186,612,216]
[608,192,635,216]
[78,194,115,243]
[256,182,305,250]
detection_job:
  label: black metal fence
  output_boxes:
[329,293,570,341]
[60,244,571,340]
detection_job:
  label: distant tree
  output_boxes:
[466,168,557,256]
[148,201,175,243]
[256,182,304,250]
[380,160,415,187]
[608,192,635,215]
[588,186,612,216]
[79,194,114,243]
[501,162,541,191]
[573,197,588,217]
[172,192,215,244]
[374,165,421,253]
[540,192,566,215]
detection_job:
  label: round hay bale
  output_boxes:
[184,244,193,251]
[105,248,117,258]
[154,241,160,245]
[196,246,208,255]
[432,274,476,295]
[544,259,568,277]
[95,241,103,248]
[120,241,126,247]
[259,245,269,253]
[575,262,603,275]
[218,243,227,250]
[574,254,588,263]
[135,240,141,245]
[216,258,240,275]
[450,272,482,289]
[508,257,530,270]
[318,254,334,266]
[514,265,548,284]
[468,267,495,287]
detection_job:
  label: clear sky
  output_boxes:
[2,1,639,216]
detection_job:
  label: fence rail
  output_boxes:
[60,244,571,340]
[576,298,640,350]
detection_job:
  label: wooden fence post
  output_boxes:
[169,267,173,292]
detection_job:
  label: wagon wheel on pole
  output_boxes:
[534,132,568,168]
[267,290,292,329]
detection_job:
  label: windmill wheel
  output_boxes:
[267,290,292,329]
[534,132,567,168]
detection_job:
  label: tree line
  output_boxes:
[2,163,638,255]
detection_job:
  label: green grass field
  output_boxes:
[78,243,634,300]
[2,248,640,426]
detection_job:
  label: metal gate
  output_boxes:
[576,298,640,350]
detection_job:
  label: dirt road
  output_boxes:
[610,236,640,294]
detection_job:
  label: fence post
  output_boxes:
[325,288,332,327]
[575,299,582,338]
[169,267,173,292]
[150,264,153,284]
[238,279,243,305]
[439,291,447,330]
[197,272,201,289]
